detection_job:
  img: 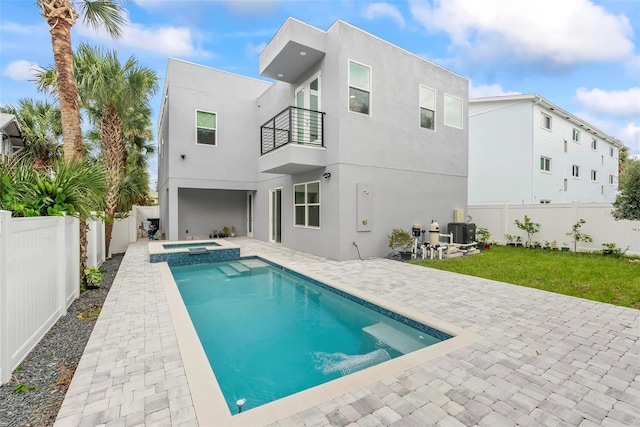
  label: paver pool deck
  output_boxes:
[54,238,640,427]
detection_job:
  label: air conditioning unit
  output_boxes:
[447,222,476,244]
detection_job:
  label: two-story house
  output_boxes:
[468,94,623,205]
[157,18,469,260]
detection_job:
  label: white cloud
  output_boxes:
[77,12,201,57]
[2,60,38,81]
[246,42,267,57]
[469,82,519,98]
[409,0,634,68]
[576,87,640,118]
[619,122,640,154]
[362,2,405,28]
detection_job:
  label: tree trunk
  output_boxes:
[101,108,125,257]
[40,0,84,161]
[79,220,89,285]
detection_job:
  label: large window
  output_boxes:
[294,181,320,228]
[572,164,580,178]
[540,156,551,172]
[349,60,371,115]
[419,85,435,130]
[542,113,552,130]
[196,110,217,146]
[444,94,463,128]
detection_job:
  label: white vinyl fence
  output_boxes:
[0,211,80,385]
[0,205,160,385]
[468,202,640,255]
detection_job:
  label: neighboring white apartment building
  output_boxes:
[469,94,623,205]
[157,18,469,260]
[0,113,24,159]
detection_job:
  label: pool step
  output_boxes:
[362,322,425,354]
[228,261,250,275]
[218,265,240,277]
[239,259,270,273]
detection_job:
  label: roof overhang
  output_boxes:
[260,18,326,83]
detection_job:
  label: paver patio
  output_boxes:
[54,238,640,426]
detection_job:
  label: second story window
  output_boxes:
[591,138,597,150]
[609,174,615,185]
[419,85,436,130]
[572,128,580,142]
[444,94,463,128]
[540,156,551,172]
[542,113,552,130]
[349,60,371,115]
[196,110,217,146]
[572,164,580,178]
[609,146,615,157]
[591,170,598,181]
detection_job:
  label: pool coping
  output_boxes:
[149,238,238,256]
[159,253,483,427]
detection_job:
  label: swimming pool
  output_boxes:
[170,258,451,413]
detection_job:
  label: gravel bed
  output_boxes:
[0,254,123,427]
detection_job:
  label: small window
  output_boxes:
[540,156,551,172]
[444,94,463,128]
[572,165,580,178]
[349,60,371,115]
[572,128,580,142]
[609,175,615,185]
[419,85,435,130]
[542,113,552,130]
[563,179,568,192]
[196,110,217,146]
[591,170,598,182]
[294,181,320,228]
[609,147,615,157]
[540,200,551,204]
[564,140,568,153]
[591,138,597,150]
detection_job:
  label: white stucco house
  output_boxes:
[468,94,623,205]
[157,18,470,260]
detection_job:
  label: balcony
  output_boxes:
[259,106,327,174]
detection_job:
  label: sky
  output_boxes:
[1,0,639,188]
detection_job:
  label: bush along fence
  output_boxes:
[468,202,640,256]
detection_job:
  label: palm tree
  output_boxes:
[37,0,125,161]
[1,99,63,167]
[73,43,158,255]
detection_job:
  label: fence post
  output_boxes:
[70,216,80,301]
[502,203,509,243]
[0,211,11,384]
[56,217,67,317]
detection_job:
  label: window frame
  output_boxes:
[419,85,436,131]
[591,138,597,150]
[572,128,580,143]
[443,93,463,129]
[609,147,615,158]
[591,170,598,182]
[541,113,552,131]
[348,59,371,116]
[293,180,321,229]
[195,109,218,147]
[572,164,580,178]
[540,156,551,172]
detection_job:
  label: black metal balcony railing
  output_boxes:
[261,106,325,155]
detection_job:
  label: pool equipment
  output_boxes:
[236,398,246,413]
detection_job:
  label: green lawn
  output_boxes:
[411,245,640,309]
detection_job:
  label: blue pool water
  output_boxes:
[171,258,450,413]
